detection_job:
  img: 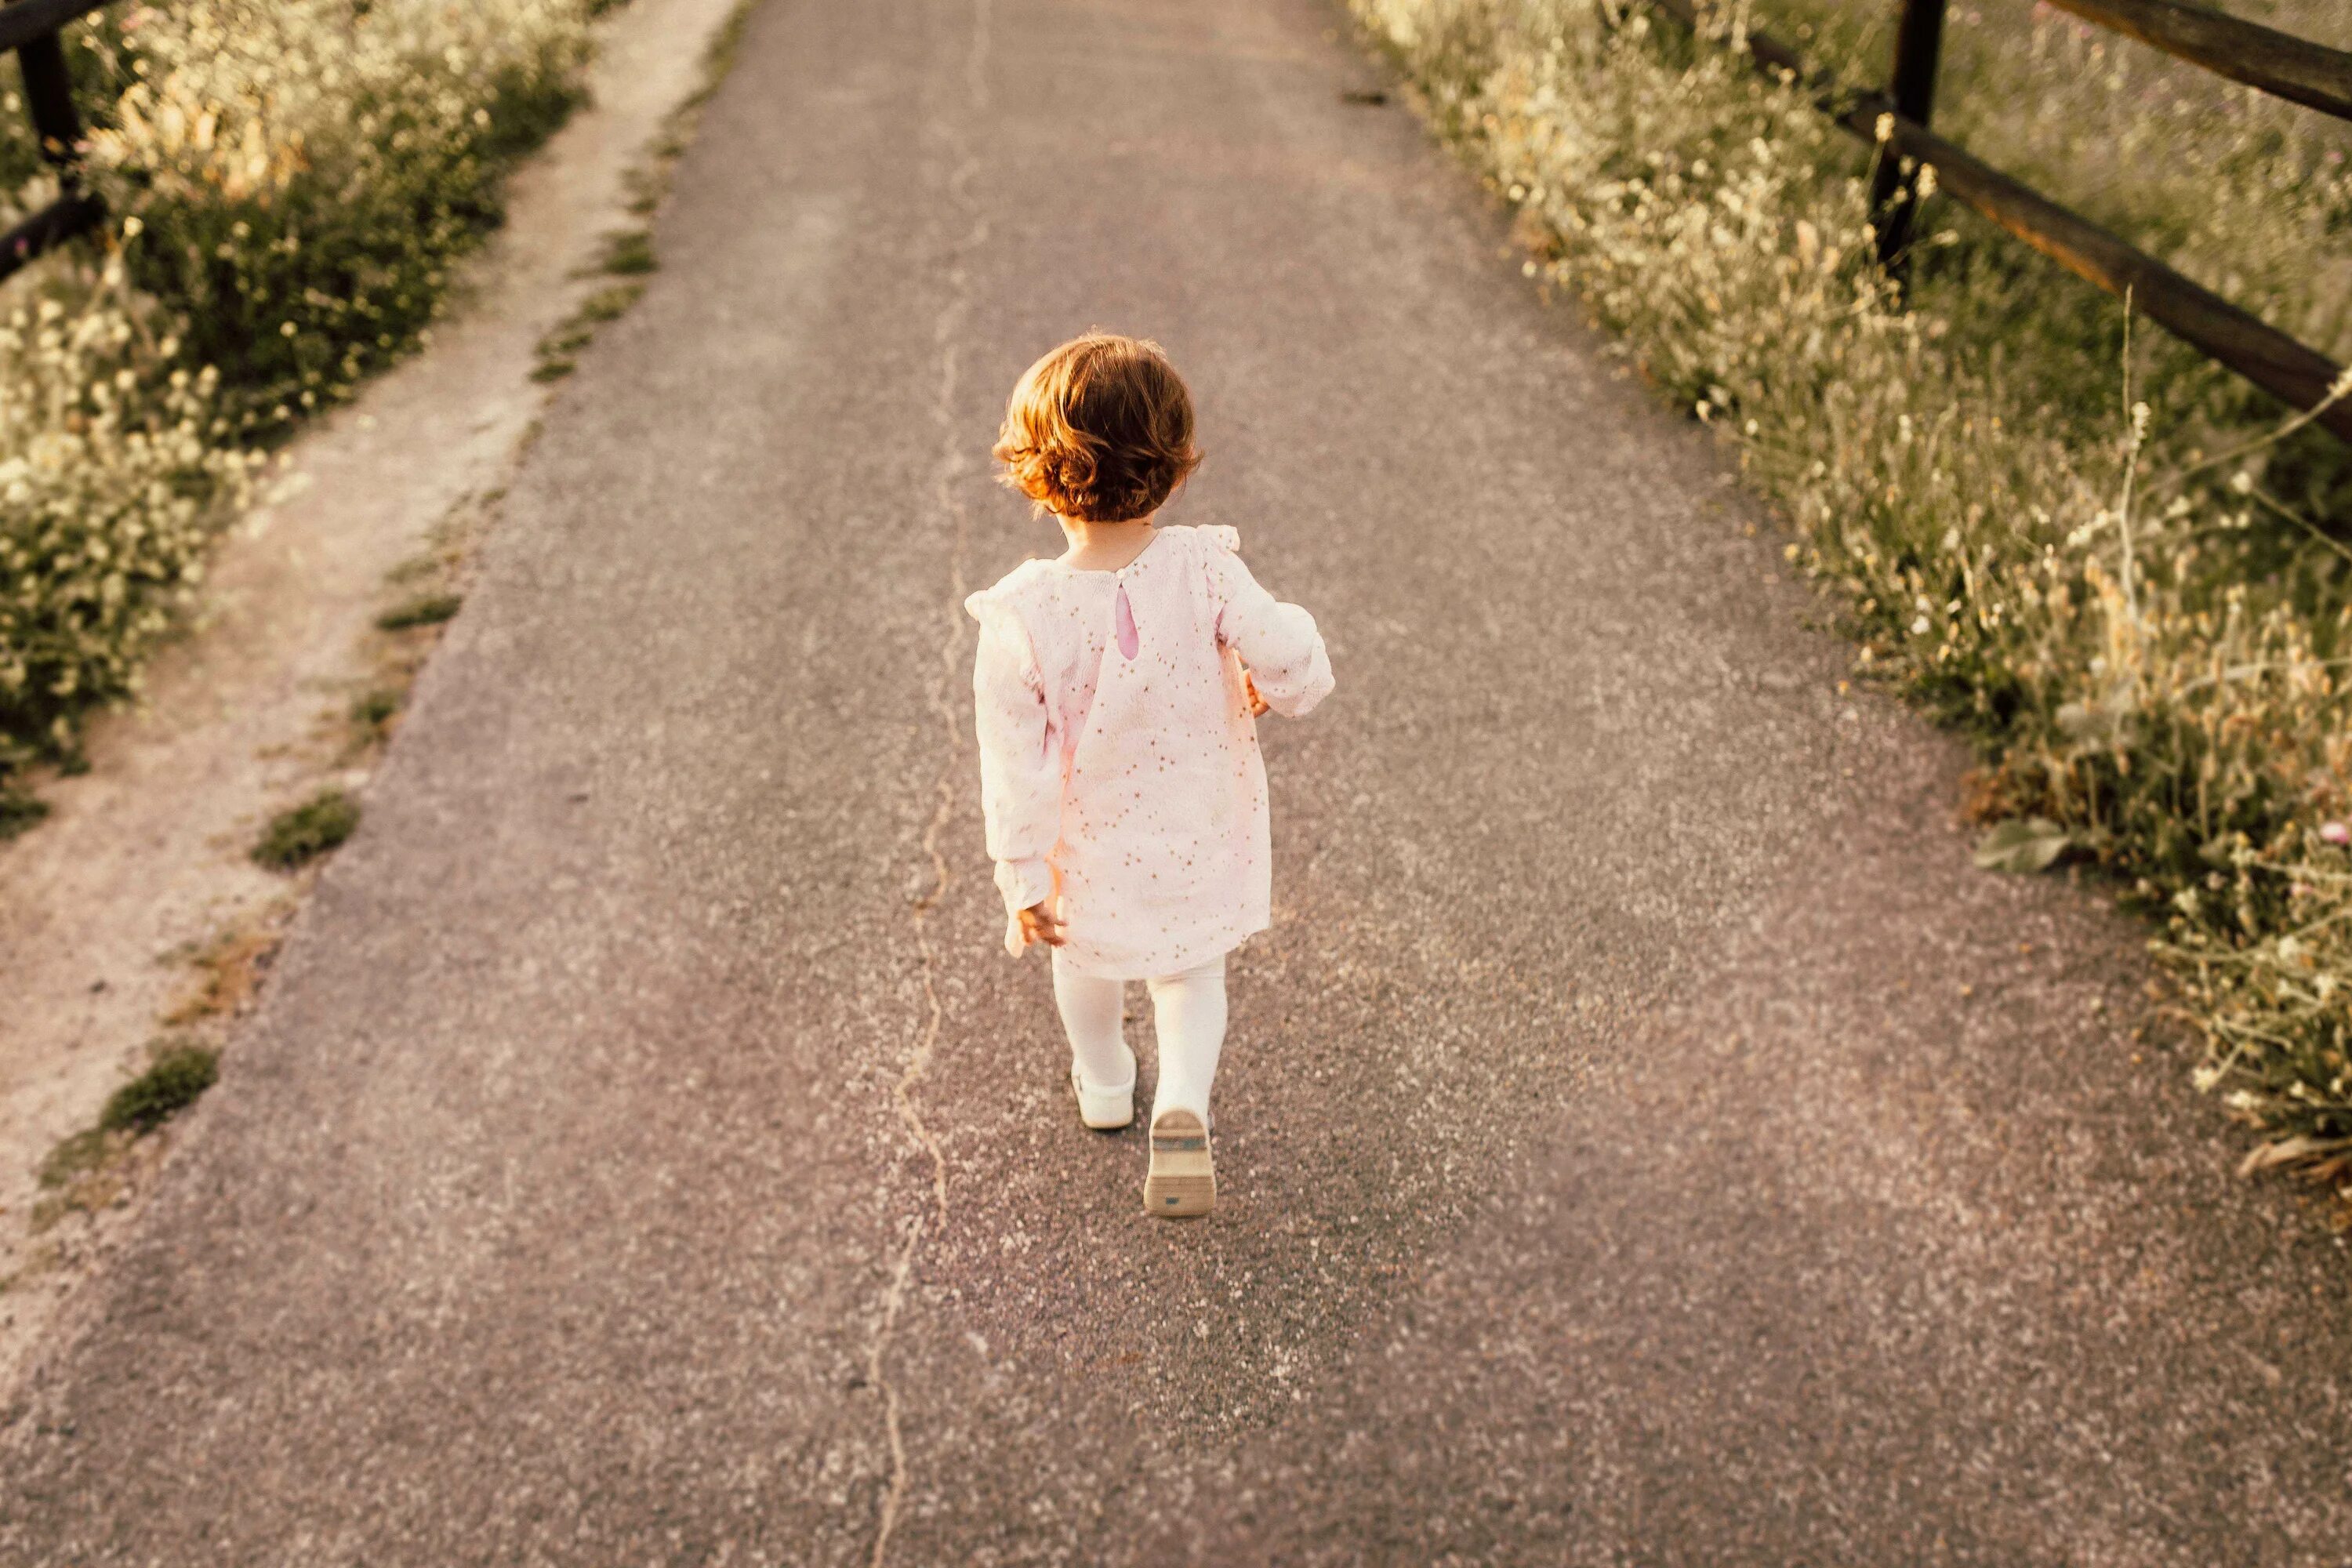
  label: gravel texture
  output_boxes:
[5,0,2350,1561]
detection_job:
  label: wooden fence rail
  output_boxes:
[2040,0,2352,122]
[1639,0,2352,445]
[0,0,111,282]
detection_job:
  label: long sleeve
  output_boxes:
[968,599,1060,931]
[1207,532,1334,717]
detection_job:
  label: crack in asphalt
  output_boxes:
[862,1213,923,1568]
[867,2,991,1561]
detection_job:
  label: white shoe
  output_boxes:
[1143,1107,1214,1218]
[1071,1055,1135,1131]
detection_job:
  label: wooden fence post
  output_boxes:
[1869,0,1948,279]
[16,31,82,169]
[6,24,103,272]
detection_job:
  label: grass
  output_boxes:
[32,1123,131,1228]
[0,786,49,840]
[91,0,596,435]
[351,687,405,738]
[34,1041,218,1230]
[386,550,449,586]
[526,0,766,390]
[680,0,761,122]
[532,279,649,383]
[162,919,286,1025]
[376,593,465,632]
[1350,0,2352,1198]
[99,1044,220,1134]
[536,0,765,377]
[37,1127,118,1193]
[598,228,659,276]
[576,282,647,325]
[252,789,361,872]
[531,0,751,398]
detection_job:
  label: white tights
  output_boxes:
[1051,948,1227,1123]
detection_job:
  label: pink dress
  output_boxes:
[966,524,1334,978]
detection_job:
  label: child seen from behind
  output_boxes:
[967,333,1333,1218]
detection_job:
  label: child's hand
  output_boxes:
[1242,670,1270,717]
[1017,902,1065,947]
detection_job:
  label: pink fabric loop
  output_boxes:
[1113,583,1140,660]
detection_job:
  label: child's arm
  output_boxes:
[1210,540,1334,717]
[971,608,1062,949]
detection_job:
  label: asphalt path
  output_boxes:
[7,0,2351,1561]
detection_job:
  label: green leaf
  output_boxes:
[1973,817,2069,873]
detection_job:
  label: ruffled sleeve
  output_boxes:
[965,584,1060,953]
[1202,528,1334,718]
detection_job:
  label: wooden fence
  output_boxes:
[1640,0,2352,444]
[0,0,108,281]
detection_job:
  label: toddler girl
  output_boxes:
[966,333,1333,1218]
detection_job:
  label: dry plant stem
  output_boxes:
[2117,296,2140,630]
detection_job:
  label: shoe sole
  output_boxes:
[1144,1109,1214,1218]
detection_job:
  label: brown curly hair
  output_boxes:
[993,333,1201,523]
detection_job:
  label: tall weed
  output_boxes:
[1352,0,2352,1181]
[0,253,249,771]
[85,0,591,432]
[0,0,595,778]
